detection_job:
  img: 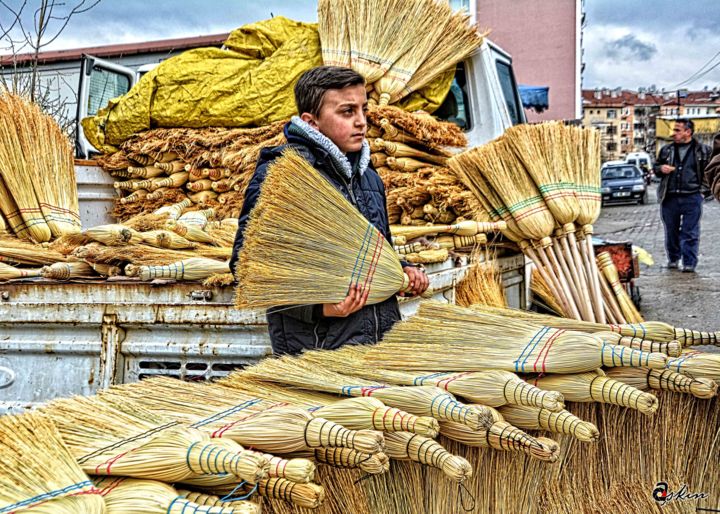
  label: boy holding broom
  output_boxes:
[230,66,428,355]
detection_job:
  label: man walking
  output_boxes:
[654,119,712,273]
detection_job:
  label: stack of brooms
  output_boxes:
[448,121,643,324]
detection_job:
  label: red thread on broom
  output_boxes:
[532,329,564,373]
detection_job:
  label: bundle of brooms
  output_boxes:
[94,476,261,513]
[605,367,718,399]
[40,393,271,484]
[235,355,494,430]
[361,302,667,373]
[448,122,613,324]
[103,377,385,454]
[0,93,81,242]
[297,344,566,411]
[0,412,105,514]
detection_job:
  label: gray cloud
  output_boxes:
[604,34,657,62]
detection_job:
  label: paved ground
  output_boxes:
[593,183,720,331]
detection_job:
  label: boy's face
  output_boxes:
[301,84,368,153]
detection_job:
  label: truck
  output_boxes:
[0,36,529,413]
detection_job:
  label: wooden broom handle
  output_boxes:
[552,236,593,321]
[539,244,582,320]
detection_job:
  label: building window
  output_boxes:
[607,109,617,119]
[607,143,617,151]
[606,126,617,135]
[449,0,470,11]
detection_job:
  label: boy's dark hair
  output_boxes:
[294,66,365,117]
[676,118,695,134]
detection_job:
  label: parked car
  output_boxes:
[601,163,648,205]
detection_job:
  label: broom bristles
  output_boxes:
[497,404,600,443]
[235,148,406,309]
[667,351,720,381]
[605,367,718,399]
[0,413,104,514]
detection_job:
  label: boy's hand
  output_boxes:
[400,266,429,297]
[323,284,369,317]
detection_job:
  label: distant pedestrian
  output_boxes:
[653,119,712,273]
[704,131,720,202]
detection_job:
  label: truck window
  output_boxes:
[434,62,471,130]
[87,68,130,116]
[495,60,522,125]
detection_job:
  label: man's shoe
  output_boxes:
[666,261,679,269]
[681,266,696,273]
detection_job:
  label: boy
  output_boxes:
[230,66,428,355]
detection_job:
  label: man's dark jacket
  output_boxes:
[230,119,401,356]
[704,132,720,202]
[653,138,712,202]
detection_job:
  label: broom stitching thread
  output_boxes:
[513,326,551,373]
[0,480,97,513]
[78,420,180,464]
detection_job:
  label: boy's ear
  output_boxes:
[300,112,318,128]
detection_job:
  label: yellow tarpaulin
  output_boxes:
[656,117,720,139]
[82,16,454,154]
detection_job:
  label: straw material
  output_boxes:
[83,224,142,246]
[439,418,560,462]
[0,413,104,514]
[383,432,472,483]
[318,0,350,66]
[206,478,326,510]
[367,302,667,373]
[530,268,568,316]
[140,230,197,249]
[605,367,718,400]
[389,220,505,240]
[220,376,441,438]
[106,378,384,455]
[238,356,493,430]
[74,243,226,267]
[574,127,602,227]
[367,106,468,148]
[0,176,33,240]
[176,490,260,513]
[0,261,42,280]
[456,257,507,309]
[310,447,390,474]
[41,393,266,483]
[0,94,80,240]
[298,344,565,411]
[497,405,600,443]
[181,451,315,485]
[235,149,408,309]
[667,351,720,381]
[166,220,219,245]
[130,258,230,281]
[41,261,97,280]
[531,371,659,415]
[95,477,251,514]
[597,252,643,323]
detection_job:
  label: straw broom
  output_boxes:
[496,405,600,443]
[0,95,52,242]
[41,394,269,483]
[343,0,427,84]
[105,378,385,454]
[127,165,166,178]
[0,262,42,280]
[95,477,259,514]
[178,208,215,228]
[318,0,350,67]
[154,198,192,220]
[389,220,505,240]
[456,256,507,309]
[383,432,472,484]
[300,344,565,411]
[605,367,718,400]
[0,413,105,514]
[176,490,260,512]
[74,243,224,267]
[305,447,390,475]
[366,302,667,372]
[0,176,34,240]
[41,261,98,280]
[530,268,567,316]
[531,370,659,415]
[371,0,453,106]
[468,303,698,351]
[222,376,441,437]
[237,357,493,430]
[126,258,230,281]
[3,94,81,239]
[166,220,219,245]
[235,149,421,309]
[667,351,720,381]
[140,230,197,249]
[83,224,143,246]
[0,236,67,265]
[439,416,560,462]
[201,478,326,510]
[597,252,643,323]
[376,139,449,166]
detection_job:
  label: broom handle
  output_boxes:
[522,244,572,317]
[568,230,605,323]
[598,270,627,324]
[581,230,607,323]
[554,237,594,321]
[540,245,582,320]
[551,239,588,320]
[562,230,597,322]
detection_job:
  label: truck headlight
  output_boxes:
[632,185,645,192]
[601,187,611,194]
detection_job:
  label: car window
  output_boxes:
[602,166,641,179]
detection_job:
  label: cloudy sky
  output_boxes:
[1,0,719,91]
